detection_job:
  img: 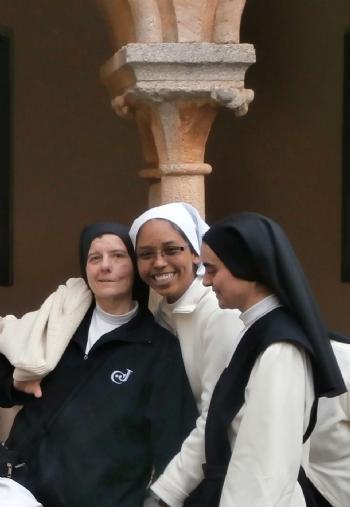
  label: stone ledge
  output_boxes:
[101,42,255,116]
[101,43,255,74]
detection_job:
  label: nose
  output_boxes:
[153,251,167,268]
[202,272,211,287]
[100,254,112,271]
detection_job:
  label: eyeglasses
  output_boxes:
[136,245,189,261]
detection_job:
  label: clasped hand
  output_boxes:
[14,379,42,398]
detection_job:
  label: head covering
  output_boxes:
[129,202,209,275]
[203,212,346,398]
[79,222,148,308]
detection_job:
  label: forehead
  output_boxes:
[88,234,127,252]
[201,243,221,264]
[137,219,183,245]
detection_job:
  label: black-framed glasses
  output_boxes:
[136,245,189,261]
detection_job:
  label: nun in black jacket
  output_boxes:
[0,222,197,507]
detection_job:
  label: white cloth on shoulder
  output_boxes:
[0,478,42,506]
[0,278,92,381]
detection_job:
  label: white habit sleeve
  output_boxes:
[219,342,312,507]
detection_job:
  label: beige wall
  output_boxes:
[206,0,350,333]
[0,0,350,334]
[0,0,147,315]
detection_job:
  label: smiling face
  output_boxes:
[201,242,270,312]
[86,234,134,314]
[136,219,200,303]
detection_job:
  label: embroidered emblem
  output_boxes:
[111,369,133,384]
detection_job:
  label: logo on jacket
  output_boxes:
[111,369,133,384]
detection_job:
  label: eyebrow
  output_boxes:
[137,241,182,250]
[87,248,127,257]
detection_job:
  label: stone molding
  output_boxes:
[101,42,255,118]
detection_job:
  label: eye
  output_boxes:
[137,251,154,260]
[163,246,185,256]
[112,251,127,259]
[88,255,101,263]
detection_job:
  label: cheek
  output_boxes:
[85,265,96,283]
[119,262,134,281]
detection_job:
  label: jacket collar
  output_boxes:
[73,304,155,352]
[159,276,211,315]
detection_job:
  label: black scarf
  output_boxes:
[203,212,346,398]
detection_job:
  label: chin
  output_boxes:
[217,297,229,309]
[151,285,170,296]
[151,283,174,295]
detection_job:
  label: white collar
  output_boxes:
[160,277,211,314]
[95,301,138,325]
[240,294,281,328]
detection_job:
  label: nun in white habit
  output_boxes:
[130,203,243,507]
[197,212,346,507]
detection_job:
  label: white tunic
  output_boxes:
[307,339,350,507]
[0,478,42,507]
[150,277,243,507]
[219,296,314,507]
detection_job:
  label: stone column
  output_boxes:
[96,0,255,216]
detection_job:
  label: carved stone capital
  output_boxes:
[101,42,255,117]
[96,1,256,212]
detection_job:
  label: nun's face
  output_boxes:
[136,219,199,303]
[86,234,134,313]
[201,243,259,312]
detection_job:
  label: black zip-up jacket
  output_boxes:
[0,307,197,507]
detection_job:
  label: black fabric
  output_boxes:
[79,221,149,308]
[0,442,24,479]
[192,307,314,507]
[203,212,346,399]
[328,330,350,344]
[0,308,197,507]
[298,468,333,507]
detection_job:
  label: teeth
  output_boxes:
[154,273,174,281]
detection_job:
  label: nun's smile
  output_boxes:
[136,219,199,303]
[153,272,176,283]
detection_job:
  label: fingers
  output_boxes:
[13,380,43,398]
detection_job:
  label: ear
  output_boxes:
[192,253,201,274]
[191,250,200,263]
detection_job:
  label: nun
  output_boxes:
[0,222,196,507]
[129,203,243,506]
[198,212,346,507]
